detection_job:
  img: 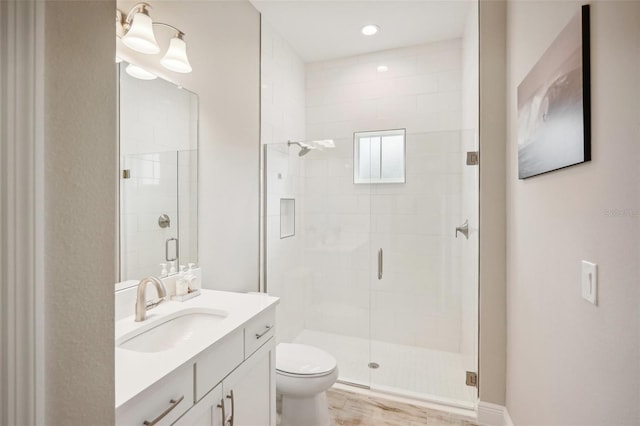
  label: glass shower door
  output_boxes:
[367,130,478,406]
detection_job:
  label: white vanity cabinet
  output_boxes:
[217,340,275,426]
[116,299,277,426]
[176,340,275,426]
[176,308,276,426]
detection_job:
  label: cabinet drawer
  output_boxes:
[117,363,193,426]
[244,308,275,358]
[195,329,244,401]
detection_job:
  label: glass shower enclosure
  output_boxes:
[263,127,478,408]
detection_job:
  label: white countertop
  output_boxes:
[115,289,279,409]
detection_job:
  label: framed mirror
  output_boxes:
[118,62,198,281]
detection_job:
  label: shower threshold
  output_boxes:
[294,329,477,413]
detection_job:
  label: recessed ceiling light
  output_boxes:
[361,24,379,36]
[377,65,388,73]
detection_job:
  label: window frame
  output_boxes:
[353,128,406,184]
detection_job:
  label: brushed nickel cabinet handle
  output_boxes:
[255,325,273,339]
[217,398,226,426]
[378,249,383,280]
[218,399,227,426]
[142,395,184,425]
[226,390,235,426]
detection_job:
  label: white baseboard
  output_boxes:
[504,407,514,426]
[477,401,513,426]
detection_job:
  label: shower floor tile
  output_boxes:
[294,329,476,408]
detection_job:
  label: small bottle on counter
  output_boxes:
[175,276,188,296]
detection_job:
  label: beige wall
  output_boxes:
[117,1,261,293]
[505,1,640,424]
[45,1,116,423]
[478,0,507,406]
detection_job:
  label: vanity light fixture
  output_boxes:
[117,3,193,73]
[160,33,192,73]
[361,24,380,36]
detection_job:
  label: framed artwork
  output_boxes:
[517,5,591,179]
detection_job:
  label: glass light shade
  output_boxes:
[125,63,157,80]
[122,12,160,54]
[160,36,192,73]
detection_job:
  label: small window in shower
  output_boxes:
[354,129,406,184]
[280,198,295,239]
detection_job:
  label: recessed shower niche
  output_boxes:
[118,62,199,280]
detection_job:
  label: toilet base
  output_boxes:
[279,391,330,426]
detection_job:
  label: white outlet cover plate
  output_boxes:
[581,260,597,305]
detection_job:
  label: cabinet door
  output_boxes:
[222,339,275,426]
[173,384,223,426]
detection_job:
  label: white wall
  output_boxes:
[260,19,308,344]
[303,41,466,351]
[117,0,261,292]
[505,1,640,423]
[44,1,116,423]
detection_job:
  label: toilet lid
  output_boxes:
[276,343,337,376]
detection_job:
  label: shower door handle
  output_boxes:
[165,237,178,262]
[378,248,383,280]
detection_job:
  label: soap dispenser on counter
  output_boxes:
[171,264,201,302]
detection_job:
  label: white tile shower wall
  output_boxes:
[178,149,198,268]
[304,40,464,352]
[460,3,479,374]
[119,73,194,156]
[119,72,197,280]
[261,20,309,344]
[120,152,179,279]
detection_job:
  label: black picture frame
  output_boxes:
[517,5,591,179]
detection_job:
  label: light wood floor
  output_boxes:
[327,388,477,426]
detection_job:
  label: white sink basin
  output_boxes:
[117,308,228,353]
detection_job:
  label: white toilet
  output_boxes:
[276,343,338,426]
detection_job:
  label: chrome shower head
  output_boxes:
[288,141,311,157]
[298,146,311,157]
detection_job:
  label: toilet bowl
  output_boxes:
[276,343,338,426]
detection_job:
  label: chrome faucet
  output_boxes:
[135,276,167,322]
